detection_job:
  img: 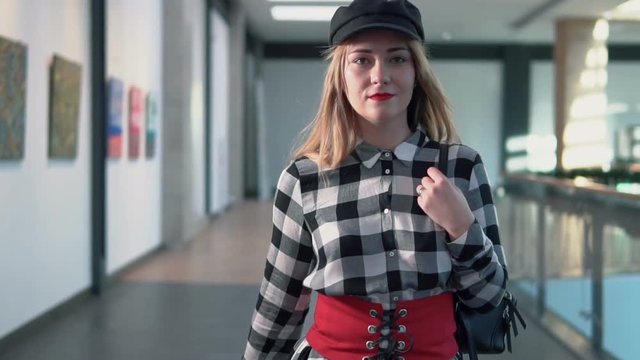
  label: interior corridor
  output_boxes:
[0,200,579,360]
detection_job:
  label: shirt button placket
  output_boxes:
[380,150,396,267]
[382,152,392,176]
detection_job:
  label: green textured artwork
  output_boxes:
[0,36,28,160]
[49,54,82,159]
[145,92,158,158]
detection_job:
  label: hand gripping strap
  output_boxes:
[438,142,527,360]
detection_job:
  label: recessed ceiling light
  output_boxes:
[270,5,339,21]
[267,0,349,2]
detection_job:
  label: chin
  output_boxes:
[364,112,398,124]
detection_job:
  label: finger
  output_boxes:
[421,176,435,188]
[426,166,447,183]
[416,184,423,196]
[416,190,427,208]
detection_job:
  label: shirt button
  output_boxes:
[392,296,399,302]
[384,169,390,175]
[383,208,390,214]
[384,152,391,157]
[388,251,395,257]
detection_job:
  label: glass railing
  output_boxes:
[495,173,640,360]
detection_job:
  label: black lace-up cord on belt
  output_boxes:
[368,309,415,360]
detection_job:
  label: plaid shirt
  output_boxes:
[244,130,508,359]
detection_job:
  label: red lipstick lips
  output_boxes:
[369,93,393,101]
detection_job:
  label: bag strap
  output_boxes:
[504,292,527,352]
[438,142,449,176]
[439,143,477,360]
[440,142,527,359]
[441,142,480,360]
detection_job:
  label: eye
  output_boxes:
[353,57,370,65]
[390,56,407,64]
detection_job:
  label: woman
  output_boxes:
[243,0,507,359]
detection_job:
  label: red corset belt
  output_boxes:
[306,292,458,360]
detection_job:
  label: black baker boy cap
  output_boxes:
[329,0,424,46]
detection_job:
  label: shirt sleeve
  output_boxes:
[446,151,508,311]
[243,163,314,360]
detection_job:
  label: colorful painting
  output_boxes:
[128,86,144,159]
[49,54,82,159]
[107,77,124,159]
[145,92,158,158]
[0,36,28,160]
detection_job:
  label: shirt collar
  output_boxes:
[354,130,426,169]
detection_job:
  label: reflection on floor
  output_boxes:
[0,200,579,360]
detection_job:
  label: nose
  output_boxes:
[370,61,389,85]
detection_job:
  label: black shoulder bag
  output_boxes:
[437,142,527,360]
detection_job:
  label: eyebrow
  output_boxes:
[348,46,409,54]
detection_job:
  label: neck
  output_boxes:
[357,119,412,150]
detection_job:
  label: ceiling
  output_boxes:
[236,0,640,44]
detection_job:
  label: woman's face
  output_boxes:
[343,29,415,128]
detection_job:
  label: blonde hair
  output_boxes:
[294,39,459,169]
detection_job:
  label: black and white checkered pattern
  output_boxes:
[243,130,508,359]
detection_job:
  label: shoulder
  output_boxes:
[420,139,481,163]
[291,156,320,177]
[447,143,481,163]
[276,157,320,193]
[438,142,484,181]
[278,157,318,178]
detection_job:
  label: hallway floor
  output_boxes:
[0,200,579,360]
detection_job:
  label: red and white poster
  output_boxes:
[128,86,144,159]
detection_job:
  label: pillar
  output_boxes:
[555,19,610,170]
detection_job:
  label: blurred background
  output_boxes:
[1,0,639,359]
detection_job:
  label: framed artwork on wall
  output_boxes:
[128,86,144,159]
[0,36,28,160]
[145,92,158,158]
[48,54,82,159]
[107,77,124,159]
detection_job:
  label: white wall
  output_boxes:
[0,0,91,339]
[261,59,503,192]
[210,9,231,213]
[262,59,325,196]
[228,3,247,205]
[606,63,640,151]
[530,61,640,164]
[106,0,163,274]
[530,61,555,137]
[161,0,209,245]
[430,61,503,185]
[186,0,207,235]
[531,60,640,132]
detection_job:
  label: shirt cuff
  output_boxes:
[446,221,487,260]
